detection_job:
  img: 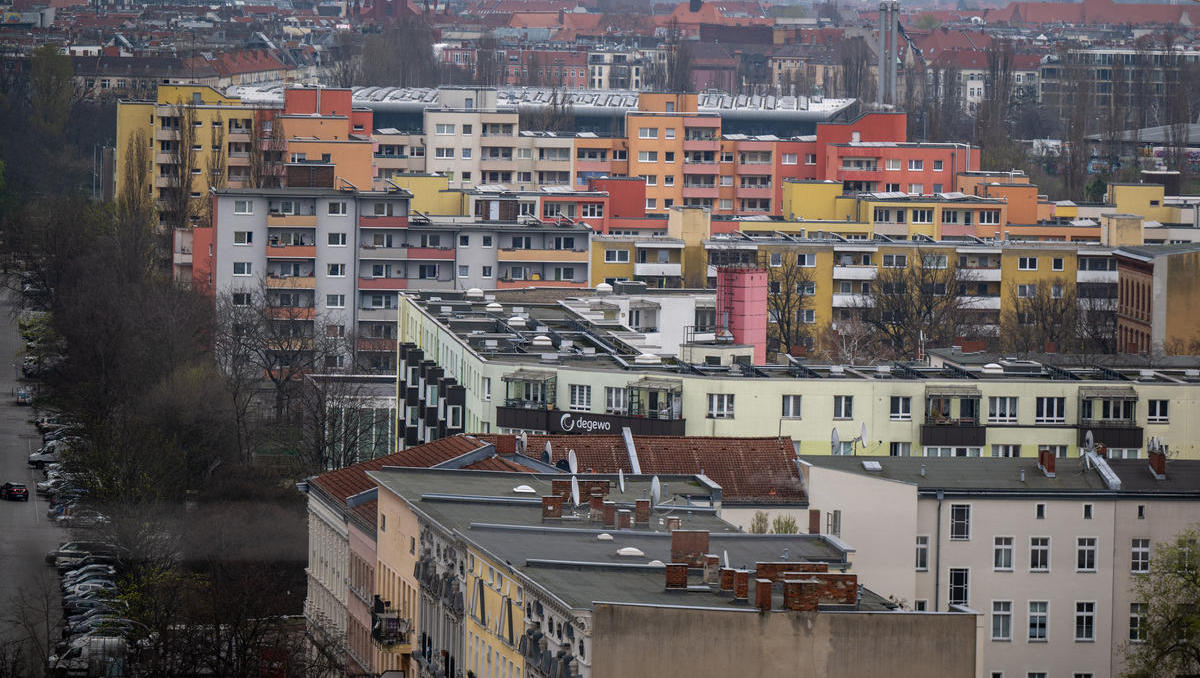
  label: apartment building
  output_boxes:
[1115,243,1200,355]
[801,451,1200,678]
[1040,46,1200,114]
[366,466,979,678]
[396,287,1200,459]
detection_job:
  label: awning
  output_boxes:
[502,369,556,383]
[1079,386,1138,400]
[925,386,981,398]
[631,377,683,392]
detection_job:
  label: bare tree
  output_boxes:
[665,19,693,93]
[816,316,881,364]
[3,572,59,678]
[248,115,285,190]
[207,113,227,191]
[164,101,199,233]
[761,250,816,357]
[999,278,1078,355]
[855,249,973,359]
[837,36,873,102]
[475,34,503,86]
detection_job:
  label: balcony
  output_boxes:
[266,245,316,259]
[959,295,1001,310]
[266,276,317,289]
[359,215,409,229]
[832,293,872,308]
[358,307,398,321]
[634,262,682,277]
[832,266,877,280]
[154,153,176,165]
[358,277,408,290]
[267,213,317,227]
[1077,270,1118,284]
[497,248,588,263]
[921,418,986,446]
[404,246,455,260]
[373,152,409,160]
[497,279,585,289]
[154,128,180,141]
[575,159,611,173]
[266,306,315,321]
[1078,421,1143,448]
[227,129,251,142]
[173,248,192,265]
[682,185,718,199]
[359,244,408,260]
[682,161,720,175]
[357,337,397,352]
[736,185,772,199]
[683,139,720,152]
[958,267,1002,282]
[370,606,412,652]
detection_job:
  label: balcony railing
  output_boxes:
[371,609,411,649]
[504,398,551,409]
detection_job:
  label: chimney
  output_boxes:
[783,579,813,611]
[665,563,689,590]
[733,570,750,602]
[589,491,605,521]
[703,554,720,585]
[670,530,710,568]
[602,501,616,526]
[755,579,772,612]
[719,568,735,591]
[634,499,650,525]
[689,0,702,11]
[808,508,821,534]
[495,434,516,454]
[1038,448,1056,478]
[541,495,563,520]
[617,509,632,529]
[666,516,682,531]
[1149,448,1166,480]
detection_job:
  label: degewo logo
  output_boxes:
[558,412,613,434]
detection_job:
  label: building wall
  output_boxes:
[590,604,978,678]
[462,547,525,678]
[375,482,421,674]
[1162,251,1200,352]
[305,497,349,658]
[347,521,377,674]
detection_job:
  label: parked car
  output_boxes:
[1,482,29,501]
[29,450,60,469]
[15,387,33,405]
[62,568,116,588]
[57,554,118,572]
[63,597,124,617]
[46,542,119,565]
[56,510,108,528]
[64,581,116,597]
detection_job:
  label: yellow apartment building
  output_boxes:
[373,482,420,675]
[463,546,526,678]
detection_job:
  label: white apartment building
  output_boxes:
[801,451,1200,678]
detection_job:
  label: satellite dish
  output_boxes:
[544,441,552,461]
[570,475,580,507]
[831,428,841,454]
[650,476,661,506]
[723,549,729,568]
[618,468,626,494]
[568,449,578,475]
[860,422,868,444]
[1084,430,1094,450]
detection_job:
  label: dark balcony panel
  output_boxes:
[496,407,686,436]
[921,424,987,446]
[1079,425,1143,449]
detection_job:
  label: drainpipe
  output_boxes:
[933,488,944,610]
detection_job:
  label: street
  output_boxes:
[0,294,63,645]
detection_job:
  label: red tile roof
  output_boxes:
[479,434,805,503]
[463,456,530,472]
[309,435,485,502]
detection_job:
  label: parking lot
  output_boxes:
[0,295,65,644]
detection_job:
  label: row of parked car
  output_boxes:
[46,542,132,676]
[28,414,108,527]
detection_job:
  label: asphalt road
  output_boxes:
[0,295,64,646]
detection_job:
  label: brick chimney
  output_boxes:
[634,499,650,525]
[617,509,632,529]
[755,579,772,612]
[719,568,735,591]
[665,563,689,590]
[808,508,821,534]
[782,573,859,612]
[703,554,720,585]
[733,570,750,602]
[602,501,616,526]
[541,495,563,520]
[495,434,516,454]
[1149,447,1167,480]
[666,516,682,531]
[589,491,605,521]
[670,530,710,568]
[1038,448,1056,478]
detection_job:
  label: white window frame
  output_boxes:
[1028,601,1048,641]
[949,504,971,541]
[989,396,1018,424]
[328,232,347,246]
[233,231,253,245]
[1030,536,1051,572]
[605,249,630,263]
[1035,397,1065,424]
[1131,538,1150,573]
[234,199,253,215]
[915,535,929,571]
[1018,256,1038,270]
[605,386,627,415]
[1076,537,1097,572]
[326,294,345,309]
[833,395,853,420]
[992,600,1012,641]
[781,395,802,419]
[948,568,969,606]
[232,262,252,276]
[889,396,911,421]
[1148,399,1169,423]
[568,384,592,411]
[1074,601,1095,642]
[707,393,734,419]
[994,536,1014,571]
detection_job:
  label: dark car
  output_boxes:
[1,482,29,501]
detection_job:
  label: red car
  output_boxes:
[1,483,29,501]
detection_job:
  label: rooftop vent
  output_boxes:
[486,302,503,313]
[596,533,614,541]
[634,353,662,365]
[861,460,882,471]
[595,282,613,296]
[513,485,536,494]
[982,362,1004,375]
[531,335,553,348]
[509,316,527,328]
[617,547,645,557]
[465,287,484,299]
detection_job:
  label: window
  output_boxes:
[482,265,493,278]
[950,504,971,540]
[992,601,1012,640]
[458,235,470,247]
[233,262,252,276]
[664,128,675,139]
[482,377,491,401]
[1148,399,1169,423]
[833,395,853,419]
[1129,603,1148,642]
[933,159,944,171]
[798,309,815,324]
[782,153,798,165]
[1028,601,1048,641]
[1138,505,1145,520]
[948,568,969,606]
[1083,504,1093,520]
[481,235,493,248]
[328,201,348,216]
[664,152,675,163]
[605,387,626,415]
[992,444,1020,458]
[908,159,924,171]
[569,384,591,411]
[233,231,253,245]
[1077,538,1097,571]
[1018,256,1038,270]
[641,174,657,186]
[890,442,911,456]
[637,151,658,162]
[328,232,347,246]
[1030,537,1050,571]
[781,395,802,419]
[994,537,1014,570]
[805,154,817,165]
[979,210,1001,225]
[461,148,472,159]
[908,184,924,195]
[419,264,438,279]
[327,264,345,277]
[645,198,657,210]
[1035,397,1065,424]
[1131,538,1150,573]
[914,536,929,570]
[707,394,734,419]
[458,265,469,278]
[638,127,658,139]
[326,294,345,308]
[231,292,251,306]
[1075,602,1095,641]
[912,209,933,224]
[435,123,455,135]
[605,249,630,263]
[1052,257,1064,271]
[890,396,911,421]
[884,158,901,171]
[234,200,253,215]
[769,252,783,267]
[882,254,908,268]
